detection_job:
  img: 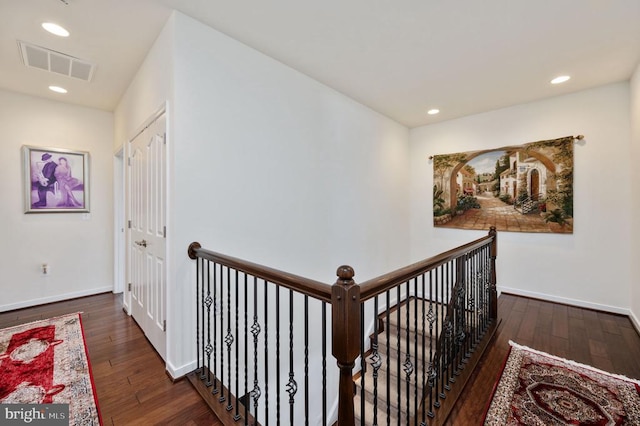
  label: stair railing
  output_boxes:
[187,242,334,425]
[353,227,498,425]
[187,227,498,426]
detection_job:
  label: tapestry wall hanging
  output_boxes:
[432,136,576,234]
[23,146,90,213]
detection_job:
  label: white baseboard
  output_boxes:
[498,286,629,316]
[0,286,113,313]
[166,359,197,380]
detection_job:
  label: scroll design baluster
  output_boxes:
[185,227,498,426]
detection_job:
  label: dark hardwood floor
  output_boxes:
[446,293,640,425]
[0,292,221,426]
[1,292,639,425]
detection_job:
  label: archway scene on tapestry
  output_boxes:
[432,136,574,234]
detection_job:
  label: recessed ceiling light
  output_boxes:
[551,75,571,85]
[49,85,67,94]
[427,109,440,115]
[42,22,70,37]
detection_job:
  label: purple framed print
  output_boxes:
[23,146,90,213]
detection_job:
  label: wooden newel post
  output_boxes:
[331,265,360,426]
[488,227,498,319]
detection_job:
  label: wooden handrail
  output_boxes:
[188,242,332,303]
[358,231,496,301]
[188,228,497,425]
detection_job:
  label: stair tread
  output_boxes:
[355,365,422,416]
[354,393,407,426]
[373,334,433,378]
[386,299,448,335]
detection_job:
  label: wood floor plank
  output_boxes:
[1,291,638,425]
[444,294,640,425]
[551,303,569,339]
[0,292,221,425]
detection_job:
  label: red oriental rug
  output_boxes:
[483,341,640,425]
[0,313,101,425]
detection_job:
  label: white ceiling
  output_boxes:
[2,0,639,128]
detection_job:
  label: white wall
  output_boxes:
[0,90,114,311]
[115,12,410,404]
[114,16,174,150]
[630,64,640,330]
[169,12,409,380]
[410,83,632,313]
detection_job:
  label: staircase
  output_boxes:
[187,229,499,426]
[514,193,542,214]
[354,299,447,425]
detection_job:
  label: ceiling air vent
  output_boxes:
[18,41,95,82]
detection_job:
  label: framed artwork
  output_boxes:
[23,146,90,213]
[432,136,575,234]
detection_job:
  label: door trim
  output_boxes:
[113,147,125,297]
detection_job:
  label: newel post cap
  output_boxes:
[187,242,201,259]
[336,265,355,283]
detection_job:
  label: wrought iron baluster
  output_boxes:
[304,295,309,426]
[455,256,466,375]
[427,269,437,416]
[437,264,445,404]
[251,277,261,422]
[244,273,248,425]
[471,250,478,354]
[200,258,206,380]
[443,261,451,394]
[276,284,281,424]
[234,270,240,421]
[322,302,327,426]
[196,257,201,374]
[404,281,414,425]
[287,289,297,425]
[219,266,226,403]
[213,263,219,395]
[386,289,391,426]
[205,260,213,386]
[413,278,418,426]
[421,273,428,425]
[370,295,381,426]
[225,267,233,411]
[485,245,491,329]
[396,284,401,421]
[264,279,269,426]
[360,301,365,425]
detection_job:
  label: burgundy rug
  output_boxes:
[484,341,640,425]
[0,313,102,425]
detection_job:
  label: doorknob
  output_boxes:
[135,240,148,248]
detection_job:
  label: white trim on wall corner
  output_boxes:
[498,286,630,316]
[166,359,196,380]
[0,286,113,313]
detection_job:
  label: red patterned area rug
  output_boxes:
[483,341,640,425]
[0,313,102,425]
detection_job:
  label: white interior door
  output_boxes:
[128,111,167,360]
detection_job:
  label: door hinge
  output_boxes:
[128,282,132,291]
[163,320,167,332]
[128,157,131,166]
[163,226,166,238]
[163,133,167,145]
[128,220,131,229]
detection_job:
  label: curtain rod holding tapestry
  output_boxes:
[428,134,584,160]
[431,134,577,234]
